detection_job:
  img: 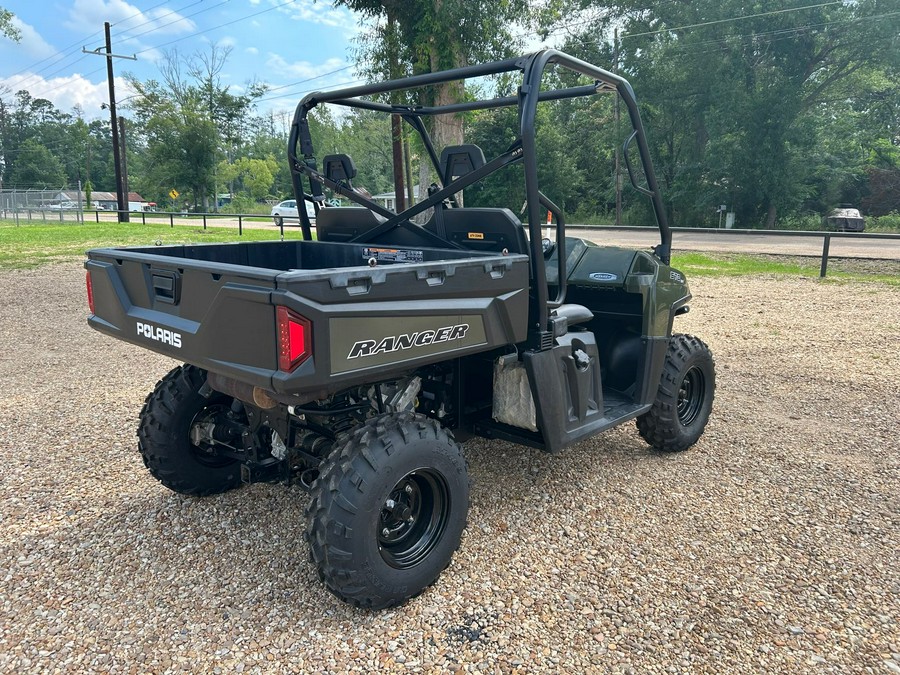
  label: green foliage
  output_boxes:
[3,2,898,229]
[867,213,900,233]
[0,89,118,192]
[559,0,900,228]
[125,45,266,209]
[0,6,20,42]
[217,156,278,201]
[9,139,65,187]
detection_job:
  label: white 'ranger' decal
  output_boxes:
[348,323,469,359]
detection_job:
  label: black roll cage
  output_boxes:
[288,49,671,335]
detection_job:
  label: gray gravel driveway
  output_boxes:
[0,264,898,674]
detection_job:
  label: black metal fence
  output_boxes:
[571,225,900,277]
[3,207,899,278]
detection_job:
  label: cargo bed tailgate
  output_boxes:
[86,250,281,388]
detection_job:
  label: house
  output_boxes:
[55,190,148,211]
[372,185,421,212]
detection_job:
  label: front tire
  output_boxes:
[273,215,283,227]
[306,412,469,609]
[637,334,715,452]
[137,364,242,496]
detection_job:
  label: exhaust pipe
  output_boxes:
[206,372,279,409]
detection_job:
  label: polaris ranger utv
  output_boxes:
[85,50,715,609]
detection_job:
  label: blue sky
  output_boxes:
[0,0,369,119]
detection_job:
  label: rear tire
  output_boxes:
[273,215,283,227]
[306,412,469,609]
[637,334,715,452]
[137,364,242,496]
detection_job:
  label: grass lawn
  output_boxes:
[0,219,305,269]
[672,251,900,285]
[0,218,896,285]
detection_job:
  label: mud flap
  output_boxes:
[524,333,605,453]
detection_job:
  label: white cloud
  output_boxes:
[66,0,196,51]
[7,17,56,60]
[265,54,348,80]
[0,72,136,120]
[245,47,259,56]
[270,0,359,32]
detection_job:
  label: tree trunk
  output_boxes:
[418,155,432,224]
[765,202,777,229]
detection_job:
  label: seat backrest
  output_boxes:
[316,207,386,242]
[322,154,357,183]
[317,207,444,248]
[440,144,486,184]
[423,207,529,254]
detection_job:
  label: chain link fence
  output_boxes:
[0,187,87,223]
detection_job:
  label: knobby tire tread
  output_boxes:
[305,412,469,610]
[636,334,715,453]
[137,364,241,496]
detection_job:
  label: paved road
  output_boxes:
[23,211,900,260]
[567,227,900,260]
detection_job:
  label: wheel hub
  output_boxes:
[677,366,706,426]
[188,402,242,466]
[378,470,450,569]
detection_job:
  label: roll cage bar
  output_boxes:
[288,49,671,335]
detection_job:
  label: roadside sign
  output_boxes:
[169,189,179,199]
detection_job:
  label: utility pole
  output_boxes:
[83,23,136,223]
[119,117,130,212]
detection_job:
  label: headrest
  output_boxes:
[322,154,357,182]
[440,144,486,182]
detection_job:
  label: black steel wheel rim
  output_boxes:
[677,366,706,426]
[378,469,451,570]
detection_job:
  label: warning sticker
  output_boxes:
[362,247,424,263]
[467,232,485,240]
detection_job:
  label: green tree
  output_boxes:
[0,6,21,42]
[337,0,528,152]
[217,156,278,201]
[126,46,265,209]
[560,0,900,227]
[9,139,65,187]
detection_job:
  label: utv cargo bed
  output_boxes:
[86,239,529,400]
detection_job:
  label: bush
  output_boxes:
[867,212,900,233]
[219,195,269,215]
[774,214,824,231]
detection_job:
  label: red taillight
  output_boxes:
[277,306,311,371]
[86,271,95,315]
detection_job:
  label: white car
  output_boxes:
[270,199,316,227]
[48,201,78,210]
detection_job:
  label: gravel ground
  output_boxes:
[1,263,898,674]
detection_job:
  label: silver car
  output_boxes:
[270,199,316,227]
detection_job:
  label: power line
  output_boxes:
[134,0,298,56]
[260,65,357,98]
[112,0,189,30]
[620,1,843,39]
[6,0,226,100]
[257,77,368,104]
[119,0,230,45]
[556,6,900,61]
[3,0,174,84]
[28,66,107,100]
